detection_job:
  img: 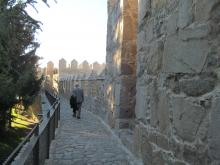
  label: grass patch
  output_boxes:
[0,95,41,163]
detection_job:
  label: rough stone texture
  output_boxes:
[106,0,137,128]
[162,35,209,73]
[171,96,207,142]
[209,97,220,160]
[133,0,220,164]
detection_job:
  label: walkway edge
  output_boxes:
[86,110,143,165]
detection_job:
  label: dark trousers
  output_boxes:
[70,95,77,116]
[76,103,82,118]
[72,108,76,116]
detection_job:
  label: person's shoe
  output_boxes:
[77,116,80,119]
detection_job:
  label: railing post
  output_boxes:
[33,123,39,165]
[58,102,60,121]
[47,110,50,118]
[55,104,58,128]
[53,105,56,140]
[33,140,39,165]
[35,123,39,136]
[47,110,50,159]
[56,102,60,128]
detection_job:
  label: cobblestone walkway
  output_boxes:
[44,97,137,165]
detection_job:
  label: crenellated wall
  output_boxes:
[59,71,107,121]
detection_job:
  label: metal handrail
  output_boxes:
[3,90,60,165]
[3,123,40,165]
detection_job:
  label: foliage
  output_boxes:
[0,0,43,132]
[0,127,28,164]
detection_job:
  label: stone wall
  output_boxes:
[106,0,138,128]
[58,0,220,164]
[59,72,107,120]
[133,0,220,164]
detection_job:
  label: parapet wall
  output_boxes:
[59,72,107,121]
[134,0,220,164]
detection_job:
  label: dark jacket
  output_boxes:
[72,87,84,104]
[70,95,77,109]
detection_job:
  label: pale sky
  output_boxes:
[27,0,107,68]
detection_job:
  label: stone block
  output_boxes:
[151,0,167,12]
[138,0,151,22]
[157,90,170,134]
[121,60,136,76]
[133,124,142,158]
[209,97,220,160]
[135,86,148,120]
[152,150,166,165]
[211,160,220,165]
[123,15,137,40]
[162,35,209,73]
[156,133,170,151]
[137,29,147,52]
[148,131,157,145]
[183,144,196,164]
[114,83,121,106]
[138,17,154,51]
[173,161,186,165]
[169,138,183,160]
[119,76,136,118]
[144,82,171,132]
[118,129,134,153]
[107,111,115,128]
[194,0,220,22]
[140,125,154,164]
[194,104,209,140]
[210,2,220,24]
[179,23,211,41]
[171,96,206,142]
[177,0,193,28]
[141,134,153,164]
[122,0,137,40]
[179,75,216,97]
[166,11,178,35]
[147,40,164,74]
[146,80,158,128]
[122,40,137,63]
[183,142,210,165]
[115,119,130,129]
[133,124,153,164]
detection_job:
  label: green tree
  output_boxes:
[0,0,43,132]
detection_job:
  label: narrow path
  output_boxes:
[45,97,136,165]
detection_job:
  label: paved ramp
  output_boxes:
[45,97,138,165]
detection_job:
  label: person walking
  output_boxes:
[72,83,84,119]
[70,93,77,117]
